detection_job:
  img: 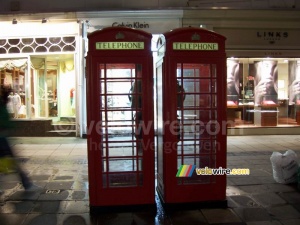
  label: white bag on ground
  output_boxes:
[270,150,299,184]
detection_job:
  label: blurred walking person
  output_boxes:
[0,86,40,193]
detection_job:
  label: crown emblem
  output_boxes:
[191,33,200,41]
[116,32,125,40]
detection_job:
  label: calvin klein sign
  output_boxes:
[256,31,288,44]
[112,22,150,29]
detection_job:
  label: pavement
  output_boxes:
[1,135,300,225]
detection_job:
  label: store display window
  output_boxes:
[226,58,300,127]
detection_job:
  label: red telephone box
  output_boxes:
[155,27,227,208]
[86,27,155,212]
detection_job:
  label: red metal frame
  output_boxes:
[86,27,155,210]
[156,27,227,206]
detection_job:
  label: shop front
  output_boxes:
[182,9,300,135]
[0,20,83,136]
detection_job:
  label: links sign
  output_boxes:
[96,42,144,50]
[173,42,218,51]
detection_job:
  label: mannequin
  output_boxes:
[6,92,14,117]
[12,92,21,118]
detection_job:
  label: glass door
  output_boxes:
[34,59,58,118]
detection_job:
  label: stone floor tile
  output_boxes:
[228,177,261,185]
[0,201,35,214]
[266,184,298,193]
[229,196,260,208]
[279,219,300,225]
[60,214,96,225]
[22,213,58,225]
[251,193,286,207]
[201,208,241,223]
[31,200,62,213]
[94,212,136,225]
[226,186,247,196]
[0,213,28,225]
[278,192,300,204]
[8,190,41,201]
[44,181,74,190]
[168,210,207,225]
[233,208,271,222]
[63,200,89,214]
[133,211,161,225]
[267,205,300,220]
[246,220,283,225]
[38,190,69,201]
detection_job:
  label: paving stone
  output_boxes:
[233,208,271,222]
[229,195,260,207]
[279,219,300,225]
[23,214,58,225]
[255,176,277,184]
[63,201,89,214]
[0,213,27,225]
[246,220,283,225]
[53,176,74,180]
[229,177,261,185]
[30,175,51,181]
[69,190,87,200]
[251,193,286,207]
[226,186,247,196]
[8,190,41,201]
[38,190,69,201]
[278,192,300,204]
[133,211,159,225]
[237,185,271,194]
[45,181,74,189]
[266,184,297,193]
[201,208,242,223]
[0,201,35,213]
[267,205,300,220]
[168,210,207,225]
[60,214,90,225]
[31,201,62,213]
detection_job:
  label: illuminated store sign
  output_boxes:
[112,22,150,29]
[96,42,144,50]
[256,31,288,44]
[173,42,218,50]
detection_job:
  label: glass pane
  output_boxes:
[99,63,144,188]
[176,63,218,185]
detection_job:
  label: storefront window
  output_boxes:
[31,56,75,120]
[227,58,300,127]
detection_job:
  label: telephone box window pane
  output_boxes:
[183,78,211,93]
[212,94,217,108]
[211,64,217,78]
[179,63,212,78]
[211,79,217,93]
[98,63,144,188]
[199,95,211,108]
[101,142,136,156]
[108,158,138,172]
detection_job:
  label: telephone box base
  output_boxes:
[157,189,227,212]
[90,204,157,214]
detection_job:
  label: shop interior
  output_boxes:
[227,58,300,128]
[0,54,76,122]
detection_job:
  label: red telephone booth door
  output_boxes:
[86,27,155,211]
[156,28,227,206]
